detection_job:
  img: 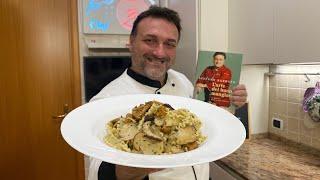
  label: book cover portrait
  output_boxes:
[194,51,243,110]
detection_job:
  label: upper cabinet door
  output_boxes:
[274,0,320,64]
[228,0,274,64]
[229,0,320,64]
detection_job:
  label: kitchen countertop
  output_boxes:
[218,137,320,179]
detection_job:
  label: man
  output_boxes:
[89,6,247,180]
[196,52,232,107]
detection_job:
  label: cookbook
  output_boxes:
[194,51,243,113]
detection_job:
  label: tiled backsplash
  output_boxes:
[269,65,320,150]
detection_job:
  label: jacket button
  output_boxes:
[172,83,175,87]
[157,91,161,94]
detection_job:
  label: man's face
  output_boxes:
[213,55,225,68]
[129,17,179,82]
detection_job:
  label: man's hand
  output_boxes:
[230,84,247,107]
[115,165,163,180]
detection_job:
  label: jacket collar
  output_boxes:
[127,68,168,88]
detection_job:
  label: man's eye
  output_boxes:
[165,42,177,48]
[143,39,156,44]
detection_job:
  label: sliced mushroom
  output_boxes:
[132,102,152,120]
[123,116,136,123]
[163,103,175,110]
[160,126,171,134]
[144,114,155,122]
[133,132,144,151]
[175,126,197,145]
[118,122,139,141]
[133,132,164,154]
[184,141,198,151]
[154,105,168,118]
[104,133,131,152]
[142,121,163,141]
[125,113,137,122]
[108,118,120,128]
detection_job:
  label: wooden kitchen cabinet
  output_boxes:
[0,0,83,179]
[228,0,274,64]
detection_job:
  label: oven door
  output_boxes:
[83,56,131,102]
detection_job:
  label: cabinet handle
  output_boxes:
[52,104,69,121]
[52,114,67,119]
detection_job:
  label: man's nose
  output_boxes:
[152,44,166,58]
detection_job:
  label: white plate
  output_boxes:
[61,94,245,168]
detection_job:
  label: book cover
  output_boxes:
[194,51,243,112]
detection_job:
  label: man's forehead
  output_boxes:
[214,55,225,59]
[136,17,179,40]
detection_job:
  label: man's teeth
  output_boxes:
[147,57,165,63]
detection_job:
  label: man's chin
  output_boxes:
[145,71,166,81]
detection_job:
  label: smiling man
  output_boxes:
[89,6,247,180]
[129,16,178,84]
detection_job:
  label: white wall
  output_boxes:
[200,0,269,134]
[240,65,269,134]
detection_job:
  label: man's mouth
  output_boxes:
[145,55,167,64]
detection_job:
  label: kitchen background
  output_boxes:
[79,0,320,179]
[1,0,320,179]
[269,64,320,149]
[80,0,320,178]
[79,0,320,143]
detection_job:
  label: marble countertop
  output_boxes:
[218,137,320,179]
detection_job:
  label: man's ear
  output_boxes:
[128,35,135,51]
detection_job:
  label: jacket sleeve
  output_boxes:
[196,68,209,85]
[87,157,117,180]
[88,95,116,180]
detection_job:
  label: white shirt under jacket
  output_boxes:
[88,69,209,180]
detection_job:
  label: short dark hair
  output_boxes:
[213,52,226,59]
[130,6,182,41]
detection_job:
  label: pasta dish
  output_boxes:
[104,101,206,155]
